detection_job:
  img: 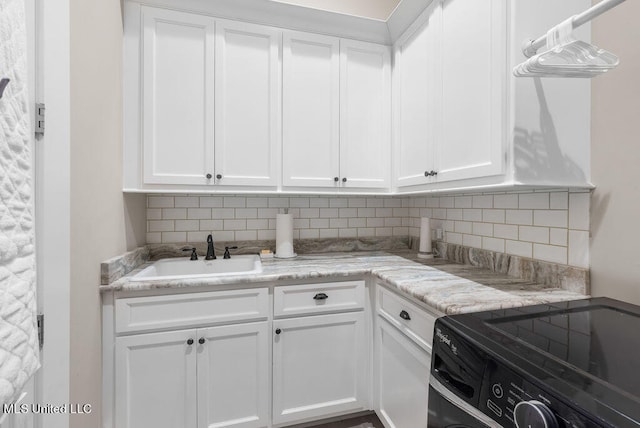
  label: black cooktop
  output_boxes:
[444,297,640,427]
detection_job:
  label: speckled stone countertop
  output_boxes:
[101,249,587,315]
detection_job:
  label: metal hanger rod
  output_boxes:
[522,0,626,57]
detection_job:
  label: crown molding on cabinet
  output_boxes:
[128,0,434,45]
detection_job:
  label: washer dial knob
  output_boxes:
[514,400,558,428]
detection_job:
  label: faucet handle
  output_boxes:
[183,247,198,260]
[223,246,238,259]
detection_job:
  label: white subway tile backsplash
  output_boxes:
[330,218,348,229]
[309,198,330,208]
[290,197,310,208]
[455,196,472,208]
[269,197,289,208]
[550,192,569,210]
[299,229,319,239]
[174,196,199,208]
[494,194,518,209]
[533,244,567,264]
[235,208,258,219]
[549,228,568,246]
[148,196,174,208]
[162,232,186,243]
[569,193,590,230]
[319,229,339,238]
[505,240,532,258]
[147,189,589,268]
[200,196,224,208]
[188,208,212,220]
[483,237,505,253]
[310,218,329,229]
[568,230,589,268]
[519,193,549,209]
[330,198,348,208]
[519,226,549,244]
[339,208,358,218]
[175,220,200,231]
[149,220,174,232]
[534,210,568,228]
[211,208,235,219]
[147,209,162,220]
[463,234,482,248]
[473,222,493,237]
[447,232,463,245]
[447,209,463,221]
[236,230,257,241]
[494,224,518,240]
[506,210,533,225]
[455,221,472,234]
[246,197,268,208]
[224,219,247,231]
[472,195,493,208]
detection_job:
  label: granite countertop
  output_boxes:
[101,249,587,315]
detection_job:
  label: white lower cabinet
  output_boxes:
[376,318,431,428]
[272,312,368,426]
[115,322,269,428]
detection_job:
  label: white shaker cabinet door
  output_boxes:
[340,40,391,189]
[377,318,430,428]
[197,322,270,428]
[115,330,198,428]
[215,20,280,187]
[272,312,368,425]
[394,4,439,188]
[436,0,506,183]
[141,7,215,185]
[282,32,340,188]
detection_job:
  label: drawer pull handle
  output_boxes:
[275,328,282,335]
[187,338,194,346]
[399,310,411,321]
[198,338,205,345]
[313,293,329,300]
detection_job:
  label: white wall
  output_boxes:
[69,0,145,426]
[590,0,640,304]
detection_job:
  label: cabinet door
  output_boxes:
[273,312,368,425]
[436,0,506,183]
[197,322,269,428]
[340,40,391,189]
[394,4,439,188]
[115,330,197,428]
[215,20,280,187]
[282,32,340,188]
[377,318,430,428]
[141,7,215,185]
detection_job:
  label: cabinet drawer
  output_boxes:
[274,280,365,317]
[115,288,269,333]
[376,284,438,351]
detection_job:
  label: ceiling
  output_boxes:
[269,0,403,20]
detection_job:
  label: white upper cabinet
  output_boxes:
[214,20,280,187]
[340,39,391,189]
[282,33,391,190]
[394,4,438,188]
[437,0,505,183]
[141,7,215,186]
[394,0,591,192]
[282,32,341,189]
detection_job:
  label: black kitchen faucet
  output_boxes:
[205,234,216,260]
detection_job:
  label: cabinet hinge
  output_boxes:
[35,103,45,136]
[37,313,44,349]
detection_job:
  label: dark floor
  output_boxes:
[304,414,385,428]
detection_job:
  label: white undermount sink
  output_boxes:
[130,255,262,281]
